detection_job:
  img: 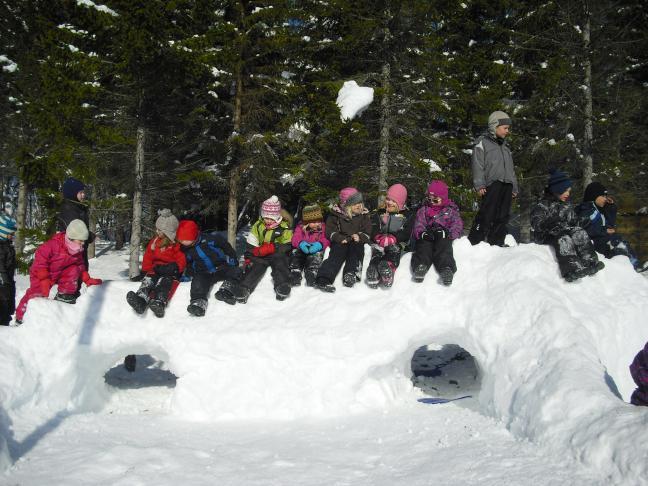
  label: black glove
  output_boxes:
[154,262,180,278]
[422,228,446,241]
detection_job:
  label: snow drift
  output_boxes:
[1,239,648,482]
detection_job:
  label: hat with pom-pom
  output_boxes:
[260,196,282,222]
[155,209,179,241]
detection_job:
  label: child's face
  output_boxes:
[263,217,276,227]
[428,193,443,206]
[349,203,364,215]
[385,198,399,213]
[306,222,322,231]
[178,239,195,247]
[595,195,607,208]
[495,125,510,139]
[558,187,572,202]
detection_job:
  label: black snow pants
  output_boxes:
[240,251,290,292]
[190,266,242,301]
[468,181,513,246]
[547,228,599,278]
[411,236,456,275]
[316,241,364,285]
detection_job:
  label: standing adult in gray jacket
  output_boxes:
[468,110,518,246]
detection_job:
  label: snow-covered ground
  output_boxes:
[1,238,648,485]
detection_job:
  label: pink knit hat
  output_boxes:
[427,180,449,202]
[386,183,407,210]
[339,187,363,207]
[260,195,282,221]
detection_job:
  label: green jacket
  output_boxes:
[246,218,293,254]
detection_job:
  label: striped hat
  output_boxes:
[302,204,323,223]
[0,212,17,240]
[260,196,282,222]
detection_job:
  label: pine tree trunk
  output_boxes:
[129,125,145,279]
[87,205,96,259]
[582,8,594,189]
[378,61,391,206]
[227,57,244,247]
[14,178,27,255]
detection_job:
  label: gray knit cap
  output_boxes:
[155,208,179,241]
[66,219,89,240]
[488,110,512,136]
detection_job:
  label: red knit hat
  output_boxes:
[176,220,199,241]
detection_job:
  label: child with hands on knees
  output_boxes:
[126,209,186,317]
[175,219,242,316]
[289,204,330,287]
[315,187,371,292]
[411,180,463,286]
[531,169,604,282]
[366,183,413,288]
[238,196,294,302]
[0,213,17,326]
[15,219,102,324]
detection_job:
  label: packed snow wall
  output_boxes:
[1,240,648,481]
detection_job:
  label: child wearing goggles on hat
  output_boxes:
[411,180,464,286]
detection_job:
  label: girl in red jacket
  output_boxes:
[126,209,186,318]
[15,219,102,324]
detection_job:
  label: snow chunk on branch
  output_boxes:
[336,81,374,122]
[76,0,118,17]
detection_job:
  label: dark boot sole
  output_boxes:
[126,291,147,314]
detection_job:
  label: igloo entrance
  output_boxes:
[411,343,480,401]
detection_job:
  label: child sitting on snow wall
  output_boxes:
[576,181,647,273]
[288,204,330,287]
[366,183,413,289]
[175,219,242,316]
[411,180,463,286]
[530,169,604,282]
[314,187,371,292]
[237,196,294,302]
[126,209,186,318]
[0,212,17,326]
[630,341,648,406]
[15,219,102,324]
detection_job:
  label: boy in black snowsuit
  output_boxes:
[176,219,242,316]
[0,212,17,326]
[531,169,604,282]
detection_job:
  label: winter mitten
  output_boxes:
[40,278,52,297]
[81,271,103,287]
[308,242,323,254]
[252,242,275,257]
[433,228,447,239]
[298,241,311,254]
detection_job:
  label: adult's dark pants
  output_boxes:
[316,241,364,285]
[411,237,456,275]
[241,251,290,292]
[468,181,513,246]
[190,266,242,301]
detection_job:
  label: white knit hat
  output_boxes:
[66,219,89,240]
[155,208,179,241]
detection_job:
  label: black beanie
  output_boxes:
[62,177,86,201]
[583,182,607,202]
[547,169,572,195]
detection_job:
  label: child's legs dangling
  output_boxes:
[316,244,349,284]
[269,251,291,289]
[411,239,434,270]
[431,237,456,273]
[342,241,365,281]
[571,228,599,269]
[240,256,270,292]
[550,234,582,278]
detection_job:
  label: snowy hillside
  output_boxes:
[1,239,648,484]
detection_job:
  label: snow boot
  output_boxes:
[378,260,395,288]
[413,264,428,282]
[304,270,317,287]
[275,283,292,301]
[231,284,250,304]
[148,299,166,318]
[439,267,454,286]
[289,270,302,287]
[126,291,148,314]
[587,260,605,276]
[124,354,136,373]
[187,298,208,317]
[365,264,380,289]
[315,277,336,293]
[636,261,648,273]
[342,272,356,288]
[54,292,77,304]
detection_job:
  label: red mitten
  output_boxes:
[252,242,275,257]
[82,271,103,286]
[40,278,51,297]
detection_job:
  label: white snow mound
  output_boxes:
[336,80,373,121]
[1,240,648,482]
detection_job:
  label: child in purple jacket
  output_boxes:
[289,204,330,287]
[630,341,648,406]
[411,180,464,286]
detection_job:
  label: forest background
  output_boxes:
[1,0,647,273]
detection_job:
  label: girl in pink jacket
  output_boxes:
[15,219,102,323]
[288,204,330,287]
